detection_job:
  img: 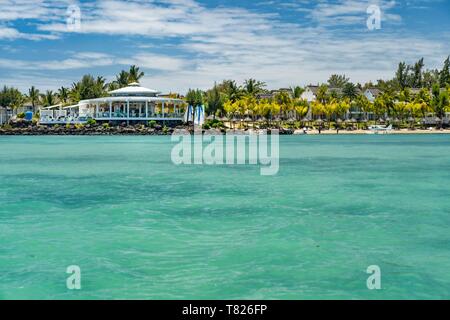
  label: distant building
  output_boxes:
[300,86,319,102]
[364,88,381,102]
[0,106,12,125]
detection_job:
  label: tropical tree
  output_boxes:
[128,65,145,83]
[293,99,309,120]
[0,86,24,113]
[273,91,292,119]
[316,84,329,104]
[290,86,305,99]
[185,89,203,127]
[42,90,56,107]
[28,86,40,113]
[342,82,358,101]
[395,62,408,90]
[243,79,266,97]
[440,56,450,88]
[328,74,349,88]
[57,87,69,106]
[115,70,131,88]
[205,83,224,118]
[218,80,242,103]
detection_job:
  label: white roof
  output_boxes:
[79,96,185,104]
[109,83,160,96]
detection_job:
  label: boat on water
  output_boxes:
[367,124,393,134]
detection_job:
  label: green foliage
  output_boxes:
[0,86,24,109]
[162,125,169,134]
[204,119,224,129]
[102,123,110,129]
[86,119,97,126]
[243,78,267,96]
[205,83,224,116]
[148,120,157,128]
[75,123,84,130]
[440,56,450,88]
[328,74,349,88]
[42,90,55,107]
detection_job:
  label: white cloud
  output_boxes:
[0,0,449,93]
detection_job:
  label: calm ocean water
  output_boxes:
[1,135,450,299]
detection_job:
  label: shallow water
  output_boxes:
[1,135,450,299]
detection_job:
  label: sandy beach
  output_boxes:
[298,128,450,135]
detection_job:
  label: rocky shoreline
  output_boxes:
[0,124,295,136]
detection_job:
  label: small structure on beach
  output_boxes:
[39,82,186,125]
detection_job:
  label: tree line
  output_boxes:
[0,65,145,113]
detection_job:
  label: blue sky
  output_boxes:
[0,0,449,93]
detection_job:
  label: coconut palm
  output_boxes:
[42,90,56,107]
[243,78,266,97]
[28,86,40,113]
[58,87,69,106]
[128,65,145,83]
[290,86,305,99]
[115,70,130,88]
[205,83,224,119]
[185,89,203,128]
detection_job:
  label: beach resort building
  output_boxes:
[363,88,381,103]
[40,83,186,124]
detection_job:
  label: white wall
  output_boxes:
[301,88,316,102]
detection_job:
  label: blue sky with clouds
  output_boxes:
[0,0,449,93]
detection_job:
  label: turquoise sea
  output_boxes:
[1,135,450,300]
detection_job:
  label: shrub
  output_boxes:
[162,125,169,134]
[75,123,84,130]
[204,119,224,129]
[17,112,25,119]
[148,120,157,128]
[102,123,110,129]
[86,119,97,126]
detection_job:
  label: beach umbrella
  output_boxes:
[350,118,357,123]
[244,116,252,122]
[379,118,385,123]
[393,118,400,123]
[288,117,296,122]
[336,118,343,123]
[316,118,323,124]
[408,116,415,122]
[258,117,267,122]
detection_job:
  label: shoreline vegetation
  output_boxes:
[1,57,450,136]
[1,121,450,136]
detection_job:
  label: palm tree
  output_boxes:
[290,86,305,99]
[342,82,358,101]
[128,65,144,83]
[115,70,130,88]
[205,83,223,119]
[58,87,69,106]
[42,90,55,107]
[28,86,40,113]
[243,78,266,97]
[185,89,203,129]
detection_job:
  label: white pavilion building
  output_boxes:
[40,82,186,124]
